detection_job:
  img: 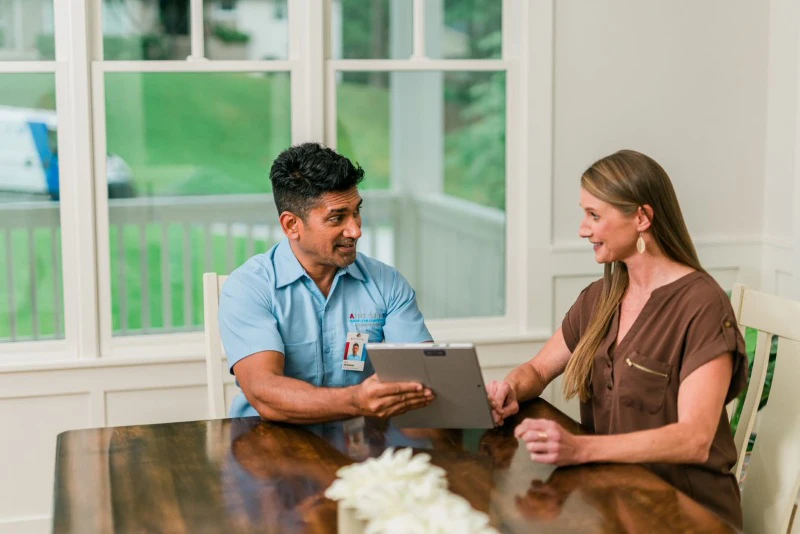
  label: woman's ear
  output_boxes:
[636,205,654,232]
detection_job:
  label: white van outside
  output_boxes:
[0,106,135,199]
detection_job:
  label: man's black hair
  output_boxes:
[270,142,364,219]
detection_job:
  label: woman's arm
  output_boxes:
[516,353,733,465]
[488,328,573,424]
[508,327,573,402]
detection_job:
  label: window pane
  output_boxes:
[0,74,64,343]
[102,0,191,60]
[331,0,411,59]
[331,1,502,60]
[102,1,289,61]
[104,71,291,336]
[337,70,506,319]
[0,0,55,60]
[206,0,288,60]
[435,0,502,59]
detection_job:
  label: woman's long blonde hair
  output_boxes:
[562,150,705,403]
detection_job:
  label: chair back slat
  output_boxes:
[738,288,800,342]
[203,273,229,419]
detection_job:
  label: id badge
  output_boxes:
[342,332,368,372]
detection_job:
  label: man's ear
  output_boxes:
[280,211,302,240]
[636,205,654,233]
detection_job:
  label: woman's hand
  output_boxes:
[487,380,520,426]
[514,418,586,466]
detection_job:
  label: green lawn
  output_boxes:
[104,72,392,195]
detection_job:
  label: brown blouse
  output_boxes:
[561,271,748,530]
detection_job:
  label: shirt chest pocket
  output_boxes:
[348,313,386,343]
[618,351,672,414]
[282,340,320,386]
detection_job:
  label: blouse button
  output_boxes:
[606,383,613,390]
[724,320,732,328]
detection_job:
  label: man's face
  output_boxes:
[352,343,360,355]
[295,187,363,269]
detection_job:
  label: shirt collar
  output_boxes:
[274,238,366,288]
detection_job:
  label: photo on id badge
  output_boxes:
[342,332,368,372]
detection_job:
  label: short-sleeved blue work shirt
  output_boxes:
[219,238,432,417]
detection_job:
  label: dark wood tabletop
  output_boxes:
[52,398,734,533]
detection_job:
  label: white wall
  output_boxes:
[763,0,798,242]
[0,1,794,532]
[552,0,769,245]
[761,0,800,299]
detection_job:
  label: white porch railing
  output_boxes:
[0,200,63,341]
[0,191,504,342]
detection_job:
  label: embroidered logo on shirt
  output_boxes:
[348,312,386,325]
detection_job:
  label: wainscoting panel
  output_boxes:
[776,271,793,297]
[105,385,208,427]
[553,275,600,331]
[706,267,740,291]
[0,393,90,520]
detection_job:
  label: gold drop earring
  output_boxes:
[636,233,646,254]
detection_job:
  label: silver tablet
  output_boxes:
[366,343,494,429]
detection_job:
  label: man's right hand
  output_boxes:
[352,375,434,418]
[487,379,519,426]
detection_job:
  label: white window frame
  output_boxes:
[324,0,532,343]
[0,0,555,363]
[0,0,97,364]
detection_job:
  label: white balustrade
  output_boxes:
[0,190,504,341]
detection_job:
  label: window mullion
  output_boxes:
[53,0,101,359]
[189,0,206,60]
[291,0,325,143]
[411,0,426,59]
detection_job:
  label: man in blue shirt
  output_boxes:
[219,143,434,421]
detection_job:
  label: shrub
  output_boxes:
[212,25,250,44]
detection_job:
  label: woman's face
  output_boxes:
[578,188,639,264]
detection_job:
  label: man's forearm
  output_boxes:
[249,374,361,424]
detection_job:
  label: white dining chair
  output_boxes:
[203,273,230,419]
[729,284,800,533]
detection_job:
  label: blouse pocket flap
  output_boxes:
[619,352,672,414]
[624,354,671,381]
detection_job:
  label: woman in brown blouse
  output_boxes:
[488,150,748,529]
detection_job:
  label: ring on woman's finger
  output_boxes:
[536,431,548,442]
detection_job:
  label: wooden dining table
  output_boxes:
[52,398,734,533]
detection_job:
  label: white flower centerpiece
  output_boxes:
[324,447,498,534]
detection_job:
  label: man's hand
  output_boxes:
[352,375,434,418]
[487,379,520,426]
